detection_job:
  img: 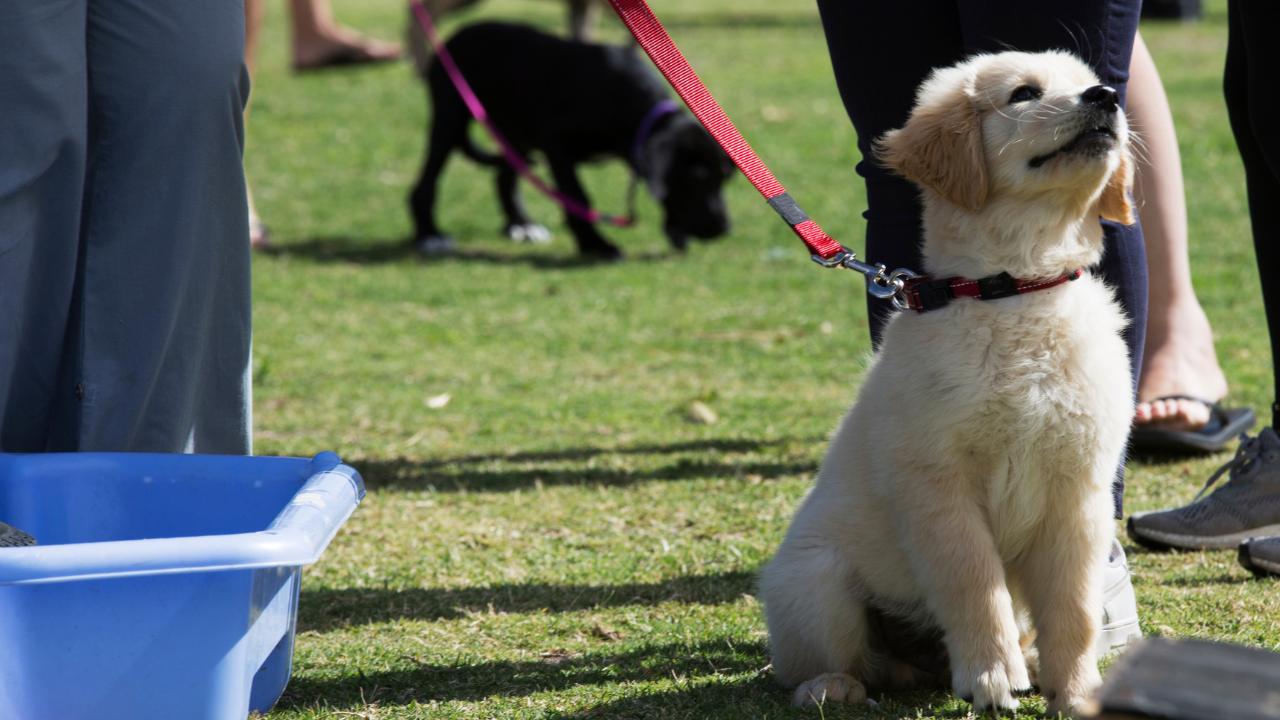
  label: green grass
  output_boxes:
[247,1,1280,717]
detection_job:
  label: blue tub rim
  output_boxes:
[0,451,364,586]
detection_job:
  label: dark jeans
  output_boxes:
[816,1,1145,516]
[1225,1,1280,430]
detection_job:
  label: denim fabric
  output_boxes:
[0,0,252,453]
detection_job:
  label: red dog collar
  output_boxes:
[901,268,1084,313]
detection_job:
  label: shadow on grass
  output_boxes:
[278,637,770,708]
[416,437,798,469]
[544,686,983,720]
[261,236,678,269]
[541,678,790,720]
[1151,572,1258,587]
[349,436,818,493]
[355,455,815,493]
[279,638,968,717]
[1127,449,1227,468]
[299,569,756,629]
[258,236,414,264]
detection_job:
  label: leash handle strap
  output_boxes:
[606,0,849,261]
[409,0,634,227]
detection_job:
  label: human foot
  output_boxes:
[1135,396,1215,431]
[248,188,270,250]
[293,27,401,71]
[250,211,270,250]
[1136,299,1229,432]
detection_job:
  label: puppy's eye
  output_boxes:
[1008,85,1043,104]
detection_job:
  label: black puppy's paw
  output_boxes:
[664,227,688,252]
[505,223,552,244]
[415,234,457,256]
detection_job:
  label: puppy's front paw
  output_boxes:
[791,673,866,708]
[953,663,1020,714]
[1045,690,1098,719]
[415,234,456,255]
[1007,653,1032,694]
[1043,665,1101,718]
[1021,643,1040,689]
[505,223,552,244]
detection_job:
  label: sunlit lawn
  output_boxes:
[246,1,1280,716]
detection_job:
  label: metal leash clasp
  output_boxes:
[812,251,918,307]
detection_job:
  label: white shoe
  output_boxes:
[505,223,552,244]
[1098,540,1142,657]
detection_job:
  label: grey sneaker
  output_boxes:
[0,521,36,547]
[1127,427,1280,550]
[1098,540,1142,656]
[1238,536,1280,578]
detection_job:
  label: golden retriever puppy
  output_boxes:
[759,50,1135,717]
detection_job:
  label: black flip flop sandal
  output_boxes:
[1130,395,1256,455]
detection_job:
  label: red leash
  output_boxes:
[606,0,917,299]
[606,0,1091,310]
[607,0,844,259]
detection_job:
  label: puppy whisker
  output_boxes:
[997,136,1030,156]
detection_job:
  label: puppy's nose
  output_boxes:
[1081,85,1119,110]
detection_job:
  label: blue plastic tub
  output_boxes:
[0,451,364,720]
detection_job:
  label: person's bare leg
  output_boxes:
[244,0,269,248]
[289,0,400,70]
[1130,31,1228,430]
[245,0,264,75]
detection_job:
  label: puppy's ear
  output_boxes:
[1098,149,1135,225]
[874,84,988,212]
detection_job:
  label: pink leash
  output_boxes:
[409,0,636,228]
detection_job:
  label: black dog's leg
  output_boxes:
[546,151,622,260]
[497,165,550,244]
[409,101,466,254]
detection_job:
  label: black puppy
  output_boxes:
[410,21,733,259]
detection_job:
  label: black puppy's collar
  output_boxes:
[631,99,681,170]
